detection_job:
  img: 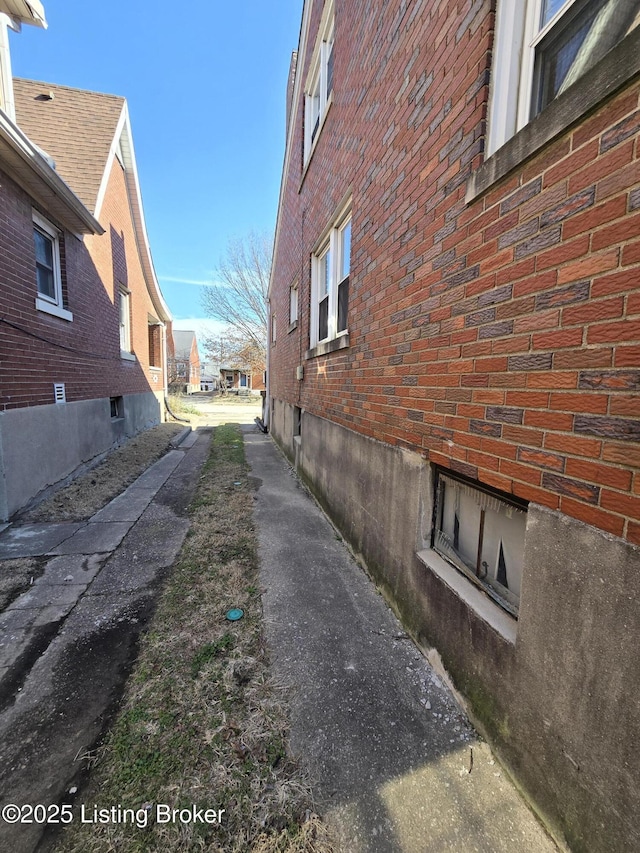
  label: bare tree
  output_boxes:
[201,231,271,362]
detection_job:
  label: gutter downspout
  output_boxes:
[264,296,271,430]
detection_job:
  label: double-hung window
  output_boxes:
[303,1,334,163]
[119,285,132,355]
[33,212,71,320]
[310,210,351,349]
[289,281,299,326]
[487,0,640,154]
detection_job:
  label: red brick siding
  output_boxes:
[0,156,165,409]
[270,0,640,545]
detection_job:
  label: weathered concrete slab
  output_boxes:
[170,426,192,447]
[0,602,76,633]
[91,487,156,523]
[0,628,29,667]
[0,523,83,558]
[40,553,107,585]
[245,431,557,853]
[88,502,190,595]
[7,583,88,610]
[130,449,183,489]
[177,430,199,449]
[49,522,132,555]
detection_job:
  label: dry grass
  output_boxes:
[0,557,42,610]
[54,423,335,853]
[21,422,185,523]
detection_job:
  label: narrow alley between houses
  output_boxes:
[0,397,558,852]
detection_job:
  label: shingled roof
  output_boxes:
[13,78,124,213]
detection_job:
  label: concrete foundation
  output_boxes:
[0,391,162,521]
[270,399,640,853]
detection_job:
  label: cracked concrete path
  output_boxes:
[0,428,212,853]
[245,430,558,853]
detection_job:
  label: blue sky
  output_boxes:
[9,0,301,340]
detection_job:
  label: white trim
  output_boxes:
[33,210,68,316]
[0,14,15,121]
[35,297,72,321]
[303,1,335,164]
[0,0,46,28]
[0,108,102,235]
[94,102,171,325]
[310,205,351,348]
[118,285,131,354]
[488,0,638,153]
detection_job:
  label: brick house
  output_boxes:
[0,6,171,519]
[168,328,201,394]
[268,2,640,850]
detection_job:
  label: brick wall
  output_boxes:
[270,0,640,546]
[0,155,165,409]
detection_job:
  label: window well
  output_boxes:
[432,470,528,617]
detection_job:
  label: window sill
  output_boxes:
[305,333,349,360]
[150,366,162,371]
[288,320,298,333]
[467,27,640,204]
[417,548,517,645]
[35,298,73,322]
[120,351,136,361]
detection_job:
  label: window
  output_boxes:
[289,282,299,326]
[310,209,351,348]
[303,1,335,162]
[119,286,131,354]
[148,323,162,368]
[487,0,640,154]
[271,312,277,345]
[110,396,123,419]
[33,213,71,320]
[432,470,527,617]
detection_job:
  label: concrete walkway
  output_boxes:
[245,429,558,853]
[0,406,559,852]
[0,427,210,853]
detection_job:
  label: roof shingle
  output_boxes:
[13,78,124,213]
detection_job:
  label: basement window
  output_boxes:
[110,396,123,419]
[432,470,527,617]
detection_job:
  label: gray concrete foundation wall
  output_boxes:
[270,400,640,853]
[0,391,161,520]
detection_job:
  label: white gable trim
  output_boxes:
[94,101,171,325]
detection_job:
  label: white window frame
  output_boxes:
[487,0,640,155]
[289,281,299,325]
[310,207,351,348]
[33,212,72,321]
[303,1,335,163]
[119,285,132,357]
[432,470,528,619]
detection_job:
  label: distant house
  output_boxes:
[199,360,219,392]
[0,3,171,520]
[169,329,201,394]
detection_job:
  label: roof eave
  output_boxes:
[0,0,47,28]
[0,109,103,235]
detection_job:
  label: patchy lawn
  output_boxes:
[54,423,334,853]
[21,422,185,523]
